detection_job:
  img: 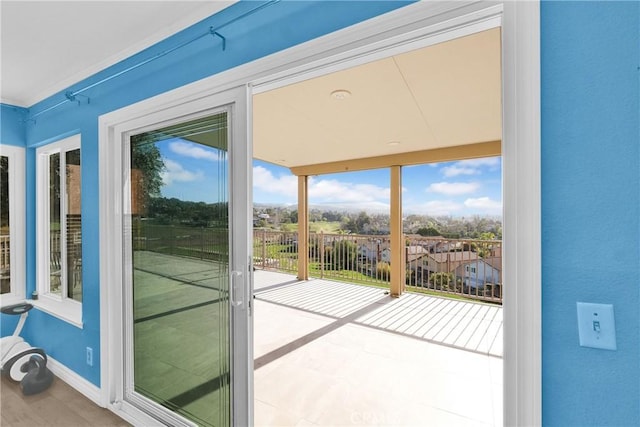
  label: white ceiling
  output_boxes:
[0,1,234,107]
[254,28,502,169]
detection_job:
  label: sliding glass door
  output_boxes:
[120,87,252,426]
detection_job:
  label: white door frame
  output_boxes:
[99,86,253,426]
[100,1,540,425]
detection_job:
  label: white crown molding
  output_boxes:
[7,1,236,108]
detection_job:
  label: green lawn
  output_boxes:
[280,221,342,233]
[308,262,485,303]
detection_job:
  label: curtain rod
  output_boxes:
[27,0,280,122]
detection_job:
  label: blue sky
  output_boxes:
[156,138,228,203]
[254,156,502,216]
[156,138,502,217]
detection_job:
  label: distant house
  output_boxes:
[358,240,388,262]
[380,247,392,263]
[454,258,502,289]
[358,244,375,261]
[410,251,480,275]
[406,246,431,263]
[380,245,431,264]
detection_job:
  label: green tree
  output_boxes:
[416,226,441,237]
[471,232,496,258]
[376,262,391,281]
[342,211,371,234]
[130,136,165,213]
[330,240,358,270]
[428,272,457,291]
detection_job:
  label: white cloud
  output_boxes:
[459,157,500,168]
[253,166,391,209]
[404,200,463,216]
[161,159,204,185]
[315,201,390,213]
[169,141,220,162]
[427,181,480,195]
[309,178,390,203]
[441,165,479,177]
[464,197,503,215]
[253,166,298,198]
[441,156,501,177]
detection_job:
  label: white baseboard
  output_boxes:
[45,357,163,426]
[46,356,104,407]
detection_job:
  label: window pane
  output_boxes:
[66,149,82,302]
[49,153,61,296]
[129,112,230,426]
[1,155,9,294]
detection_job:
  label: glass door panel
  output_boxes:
[127,112,231,426]
[0,155,9,294]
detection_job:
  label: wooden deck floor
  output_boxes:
[0,375,128,427]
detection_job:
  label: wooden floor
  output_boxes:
[0,375,129,427]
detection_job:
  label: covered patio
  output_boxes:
[253,26,502,296]
[253,270,502,426]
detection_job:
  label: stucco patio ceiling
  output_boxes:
[253,27,502,173]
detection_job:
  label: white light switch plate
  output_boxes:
[577,302,617,350]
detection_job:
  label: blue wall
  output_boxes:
[541,1,639,426]
[0,104,27,147]
[2,1,639,425]
[0,104,27,337]
[4,1,412,388]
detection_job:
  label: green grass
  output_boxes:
[308,262,484,303]
[255,244,297,259]
[309,262,378,283]
[280,221,342,233]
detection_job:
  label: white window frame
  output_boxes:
[100,87,252,427]
[0,144,26,306]
[100,2,540,425]
[35,134,82,328]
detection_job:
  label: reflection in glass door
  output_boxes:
[0,155,10,294]
[126,112,231,426]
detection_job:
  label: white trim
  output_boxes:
[0,144,26,306]
[229,84,254,427]
[502,2,541,425]
[34,134,83,328]
[31,296,82,329]
[100,2,541,426]
[47,356,102,407]
[100,87,252,426]
[107,400,164,427]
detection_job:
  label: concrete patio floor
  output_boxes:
[253,270,503,426]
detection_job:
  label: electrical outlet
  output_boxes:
[86,347,93,366]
